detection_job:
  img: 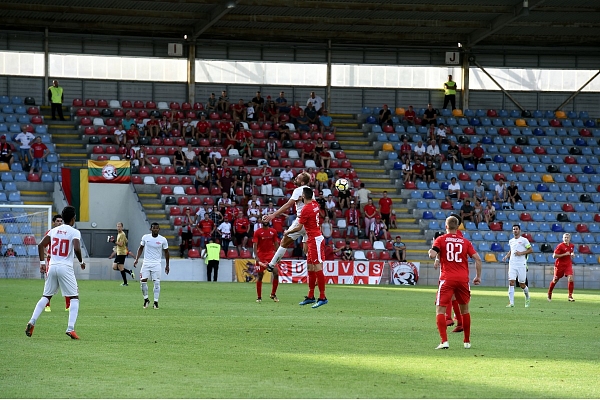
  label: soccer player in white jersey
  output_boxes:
[262,171,312,272]
[133,222,170,309]
[502,224,534,308]
[26,206,86,340]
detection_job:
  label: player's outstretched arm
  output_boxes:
[263,197,295,223]
[285,222,303,236]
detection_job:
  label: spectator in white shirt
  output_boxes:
[217,218,232,255]
[413,140,426,162]
[435,123,448,145]
[426,139,442,165]
[113,124,126,145]
[208,148,223,167]
[494,179,507,202]
[279,165,294,183]
[184,144,197,167]
[307,91,325,113]
[15,128,36,168]
[446,177,461,202]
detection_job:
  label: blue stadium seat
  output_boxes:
[423,211,434,220]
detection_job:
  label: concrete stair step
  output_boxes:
[359,177,393,184]
[337,139,370,146]
[335,123,362,128]
[330,113,356,119]
[336,130,366,137]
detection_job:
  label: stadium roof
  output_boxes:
[2,0,600,51]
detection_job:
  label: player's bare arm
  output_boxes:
[284,222,304,236]
[37,235,51,273]
[263,197,295,223]
[472,252,482,285]
[428,247,439,259]
[73,238,86,270]
[133,244,144,267]
[164,249,170,275]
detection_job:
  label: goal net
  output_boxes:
[0,204,52,279]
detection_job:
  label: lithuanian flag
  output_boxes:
[87,160,131,183]
[61,168,89,222]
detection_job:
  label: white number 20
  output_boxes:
[445,242,463,262]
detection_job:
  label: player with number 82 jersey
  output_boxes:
[432,233,477,283]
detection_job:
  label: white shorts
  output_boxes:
[43,263,79,297]
[141,265,161,282]
[287,219,307,242]
[508,264,527,283]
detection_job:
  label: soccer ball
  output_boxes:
[335,178,349,192]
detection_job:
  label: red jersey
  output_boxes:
[473,146,485,158]
[412,163,425,175]
[344,208,361,225]
[379,197,393,214]
[30,143,47,158]
[364,204,377,217]
[146,119,159,126]
[196,120,211,133]
[234,217,250,233]
[404,109,416,122]
[271,216,284,233]
[252,227,278,261]
[290,106,301,118]
[554,242,574,268]
[400,143,412,154]
[433,233,476,282]
[233,104,245,113]
[303,143,315,152]
[298,200,322,238]
[460,147,472,157]
[199,219,215,235]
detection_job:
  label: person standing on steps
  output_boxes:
[443,75,457,110]
[48,80,65,121]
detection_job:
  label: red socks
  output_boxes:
[308,271,316,298]
[271,277,279,296]
[256,280,262,298]
[445,303,453,322]
[462,313,471,343]
[568,281,574,297]
[316,270,326,299]
[436,314,448,343]
[548,280,556,296]
[65,297,71,309]
[452,300,462,327]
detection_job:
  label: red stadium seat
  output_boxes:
[80,117,92,126]
[160,186,173,195]
[24,235,37,245]
[520,213,532,221]
[360,240,372,250]
[96,155,108,161]
[595,214,600,223]
[121,100,132,108]
[131,175,143,184]
[441,201,453,210]
[155,176,167,185]
[84,126,95,135]
[366,251,378,260]
[97,99,108,108]
[146,101,156,109]
[169,206,182,216]
[84,99,95,107]
[534,146,546,155]
[379,251,391,260]
[31,116,43,124]
[562,204,574,213]
[549,119,561,127]
[227,249,239,258]
[138,110,149,118]
[113,109,124,118]
[489,222,503,231]
[578,245,592,254]
[177,196,189,206]
[27,173,41,182]
[193,102,204,110]
[72,98,83,107]
[522,233,534,242]
[190,196,202,205]
[458,172,470,181]
[188,249,200,258]
[576,223,589,233]
[493,173,506,181]
[335,151,347,159]
[511,146,523,154]
[487,109,497,117]
[511,164,524,173]
[580,128,591,137]
[383,125,394,133]
[566,174,578,183]
[463,127,474,135]
[89,108,100,117]
[181,176,193,185]
[564,156,576,164]
[92,146,104,154]
[151,166,163,174]
[498,128,510,136]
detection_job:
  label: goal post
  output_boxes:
[0,204,52,279]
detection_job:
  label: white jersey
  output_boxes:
[47,224,82,268]
[139,234,169,268]
[508,236,531,268]
[291,185,311,214]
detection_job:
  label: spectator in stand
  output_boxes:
[123,142,137,163]
[171,112,183,133]
[196,146,210,168]
[113,124,125,145]
[198,213,216,249]
[197,114,211,140]
[484,200,496,224]
[363,198,378,237]
[301,139,316,163]
[378,104,392,127]
[403,105,416,129]
[427,123,437,143]
[424,159,437,185]
[184,144,197,168]
[399,138,412,163]
[413,140,426,162]
[179,117,194,140]
[337,177,352,210]
[319,109,337,136]
[207,163,220,192]
[194,165,209,192]
[473,179,487,205]
[443,75,457,110]
[233,166,247,195]
[251,91,265,113]
[247,200,261,231]
[245,102,255,122]
[145,115,160,138]
[126,124,140,145]
[392,236,407,262]
[460,143,473,167]
[275,91,290,114]
[279,165,294,184]
[232,99,246,122]
[158,116,172,138]
[390,208,397,229]
[195,203,208,227]
[435,123,448,145]
[261,200,277,222]
[264,136,279,163]
[325,194,337,219]
[206,93,217,112]
[48,80,65,121]
[422,103,437,126]
[222,127,237,155]
[217,217,232,256]
[304,102,319,128]
[473,199,484,226]
[250,193,262,209]
[233,212,251,252]
[312,138,327,168]
[289,102,302,126]
[219,169,234,197]
[315,167,329,191]
[356,183,372,213]
[179,207,196,258]
[216,118,232,143]
[320,215,333,246]
[121,112,136,130]
[378,191,394,229]
[494,179,507,203]
[136,145,154,168]
[446,139,461,166]
[472,142,485,168]
[345,202,361,238]
[242,174,255,199]
[15,127,35,168]
[209,147,223,168]
[447,177,461,202]
[260,164,273,197]
[295,110,310,133]
[507,181,522,209]
[460,200,475,225]
[277,123,290,142]
[265,100,279,124]
[208,204,224,232]
[307,91,325,114]
[0,135,13,167]
[370,215,390,245]
[218,90,230,112]
[29,136,49,175]
[136,116,146,133]
[426,139,442,166]
[239,136,254,164]
[334,241,354,261]
[401,158,413,183]
[412,159,426,182]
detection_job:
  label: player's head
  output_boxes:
[295,171,311,186]
[445,216,459,232]
[61,206,76,226]
[449,213,462,227]
[150,222,160,237]
[116,222,123,232]
[262,219,270,228]
[52,214,63,227]
[563,232,571,244]
[512,224,521,238]
[302,187,314,201]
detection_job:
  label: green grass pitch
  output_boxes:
[1,279,599,398]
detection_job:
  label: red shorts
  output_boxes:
[554,264,573,279]
[436,279,471,306]
[306,235,325,265]
[255,252,276,273]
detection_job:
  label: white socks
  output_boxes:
[508,285,515,305]
[523,286,530,300]
[269,246,287,267]
[141,281,148,298]
[67,299,79,332]
[29,297,50,325]
[153,281,160,302]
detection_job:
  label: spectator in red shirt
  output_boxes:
[378,191,393,229]
[301,139,316,163]
[233,213,251,253]
[472,142,485,168]
[196,114,211,140]
[344,202,361,238]
[126,125,139,145]
[399,139,412,163]
[145,115,160,138]
[232,99,246,122]
[198,213,216,249]
[403,105,416,129]
[29,136,49,175]
[217,119,233,143]
[460,143,473,167]
[412,159,426,182]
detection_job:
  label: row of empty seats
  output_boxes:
[363,107,592,120]
[72,99,206,111]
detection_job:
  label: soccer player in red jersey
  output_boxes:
[548,232,576,302]
[253,220,281,303]
[429,216,482,349]
[284,187,328,308]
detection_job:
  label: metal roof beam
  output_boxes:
[467,0,546,48]
[0,2,195,19]
[191,0,239,40]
